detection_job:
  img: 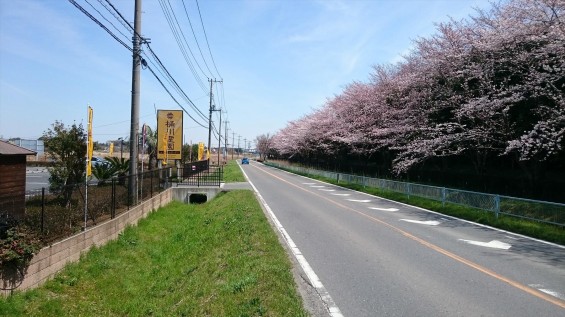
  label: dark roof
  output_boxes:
[0,140,37,155]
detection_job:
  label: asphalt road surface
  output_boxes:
[240,161,565,317]
[25,167,50,192]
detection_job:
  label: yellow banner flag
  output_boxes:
[109,142,114,156]
[162,128,168,165]
[87,106,93,176]
[198,142,204,160]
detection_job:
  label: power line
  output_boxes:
[145,45,208,121]
[158,0,208,92]
[70,0,212,130]
[195,0,222,79]
[68,0,132,52]
[103,0,134,33]
[84,0,130,42]
[146,64,207,128]
[181,0,214,78]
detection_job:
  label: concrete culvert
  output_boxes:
[189,193,207,204]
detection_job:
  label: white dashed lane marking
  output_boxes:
[529,284,565,301]
[400,219,441,226]
[458,239,512,250]
[346,199,371,203]
[368,207,399,212]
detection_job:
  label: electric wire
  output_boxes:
[146,65,207,128]
[68,0,132,52]
[102,0,209,121]
[70,0,216,130]
[145,46,208,121]
[167,0,210,80]
[85,0,130,42]
[103,0,134,33]
[181,0,214,78]
[195,0,222,79]
[158,0,208,92]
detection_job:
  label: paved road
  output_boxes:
[25,167,50,192]
[241,161,565,316]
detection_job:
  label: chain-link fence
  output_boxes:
[0,168,172,245]
[265,162,565,226]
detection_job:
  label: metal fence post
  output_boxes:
[41,187,45,234]
[442,187,446,207]
[111,178,116,219]
[166,168,169,188]
[494,195,500,219]
[150,170,153,197]
[127,175,131,210]
[407,183,411,199]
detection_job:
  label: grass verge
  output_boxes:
[223,159,246,183]
[275,166,565,245]
[0,191,308,317]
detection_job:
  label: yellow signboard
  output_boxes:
[157,110,183,160]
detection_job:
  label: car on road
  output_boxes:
[91,156,109,167]
[241,157,249,164]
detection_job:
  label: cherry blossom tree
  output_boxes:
[271,0,564,185]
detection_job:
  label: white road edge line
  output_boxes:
[241,166,343,317]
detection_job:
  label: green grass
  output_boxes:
[223,159,246,183]
[272,165,565,245]
[0,191,308,317]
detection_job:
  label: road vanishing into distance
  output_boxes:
[240,161,565,317]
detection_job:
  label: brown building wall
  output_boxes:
[0,155,27,219]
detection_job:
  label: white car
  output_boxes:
[91,156,108,167]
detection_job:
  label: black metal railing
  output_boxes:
[0,168,172,245]
[176,163,223,187]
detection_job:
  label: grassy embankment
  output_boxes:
[0,161,308,316]
[223,159,247,183]
[270,164,565,245]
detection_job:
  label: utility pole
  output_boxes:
[207,78,222,162]
[129,0,142,206]
[217,110,222,165]
[224,120,228,161]
[244,138,247,155]
[237,135,241,157]
[231,132,235,160]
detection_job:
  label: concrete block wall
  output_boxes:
[1,188,173,296]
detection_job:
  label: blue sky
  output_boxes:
[0,0,494,146]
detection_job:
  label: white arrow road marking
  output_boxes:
[303,183,316,185]
[458,239,512,250]
[310,185,326,188]
[529,284,565,300]
[400,219,441,226]
[318,189,336,192]
[331,193,351,196]
[369,207,399,212]
[346,199,371,203]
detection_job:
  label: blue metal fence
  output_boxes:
[264,162,565,226]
